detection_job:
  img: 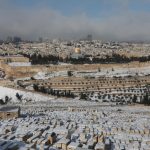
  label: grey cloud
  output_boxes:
[0,1,150,41]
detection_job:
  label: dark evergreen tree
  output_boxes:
[143,93,150,105]
[67,71,73,77]
[132,95,137,103]
[16,93,23,101]
[33,84,39,91]
[80,92,87,100]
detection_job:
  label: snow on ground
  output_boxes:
[0,86,54,103]
[33,71,68,80]
[8,62,31,67]
[32,66,150,80]
[0,86,102,107]
[75,66,150,78]
[58,62,72,65]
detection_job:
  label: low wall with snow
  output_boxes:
[1,61,150,78]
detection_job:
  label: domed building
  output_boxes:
[74,48,81,54]
[71,47,84,59]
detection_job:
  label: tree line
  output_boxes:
[33,84,75,98]
[25,53,150,65]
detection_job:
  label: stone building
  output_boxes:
[71,48,84,59]
[0,106,20,120]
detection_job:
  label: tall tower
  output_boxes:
[87,34,92,41]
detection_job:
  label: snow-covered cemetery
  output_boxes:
[0,40,150,150]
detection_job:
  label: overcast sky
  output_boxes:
[0,0,150,41]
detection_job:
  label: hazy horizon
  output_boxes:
[1,0,150,41]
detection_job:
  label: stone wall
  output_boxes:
[0,111,19,120]
[0,56,29,63]
[1,60,150,78]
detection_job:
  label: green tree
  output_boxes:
[143,93,150,105]
[132,95,137,103]
[67,71,73,77]
[80,92,87,100]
